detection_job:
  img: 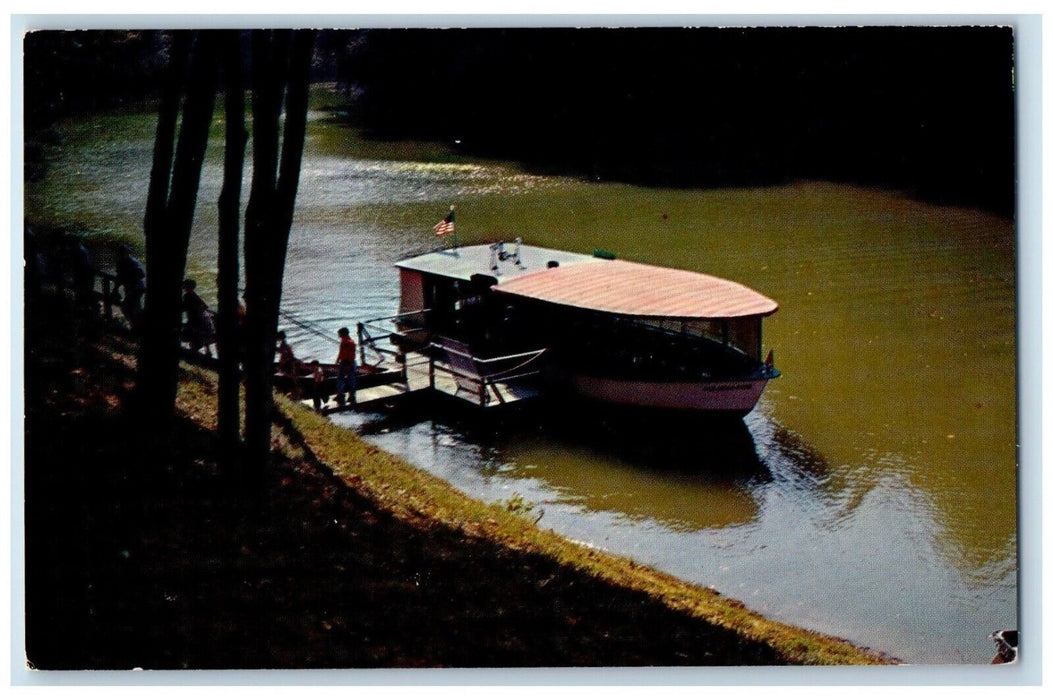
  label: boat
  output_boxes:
[370,239,780,415]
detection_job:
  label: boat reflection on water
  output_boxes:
[519,398,767,477]
[359,393,765,475]
[349,394,798,532]
[748,414,835,494]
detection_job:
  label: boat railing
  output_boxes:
[429,337,547,406]
[356,309,431,368]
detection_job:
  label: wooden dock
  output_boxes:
[305,350,543,414]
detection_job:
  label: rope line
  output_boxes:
[278,308,340,343]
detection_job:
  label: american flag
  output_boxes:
[434,210,455,236]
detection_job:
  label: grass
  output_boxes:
[279,393,893,666]
[22,291,895,668]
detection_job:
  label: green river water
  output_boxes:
[25,90,1017,664]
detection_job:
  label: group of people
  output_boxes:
[183,282,358,410]
[37,232,359,410]
[183,276,359,410]
[276,326,357,410]
[183,284,359,410]
[22,225,148,330]
[23,226,112,317]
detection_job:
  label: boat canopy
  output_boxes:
[493,258,778,320]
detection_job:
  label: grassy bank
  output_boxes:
[278,400,894,667]
[23,295,894,669]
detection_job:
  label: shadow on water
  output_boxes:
[748,418,835,496]
[348,392,866,538]
[528,399,767,481]
[356,392,771,485]
[768,424,832,481]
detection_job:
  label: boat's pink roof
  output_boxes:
[494,258,778,319]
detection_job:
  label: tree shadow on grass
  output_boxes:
[24,326,792,670]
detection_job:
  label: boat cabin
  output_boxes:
[395,241,777,381]
[380,240,780,412]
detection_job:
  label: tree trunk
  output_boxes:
[136,31,219,430]
[242,29,315,476]
[217,30,247,471]
[135,30,188,424]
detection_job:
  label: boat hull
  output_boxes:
[570,373,771,415]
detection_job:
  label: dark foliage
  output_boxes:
[338,27,1015,215]
[23,30,171,130]
[23,27,1015,214]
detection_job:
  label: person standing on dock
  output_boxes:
[276,331,301,398]
[309,360,327,411]
[115,244,145,331]
[276,331,296,373]
[335,326,357,407]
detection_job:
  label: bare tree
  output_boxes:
[242,29,315,475]
[136,31,219,429]
[216,30,248,468]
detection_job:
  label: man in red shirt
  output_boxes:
[335,326,357,406]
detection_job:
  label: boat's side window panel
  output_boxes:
[635,318,687,336]
[682,319,724,345]
[725,316,762,361]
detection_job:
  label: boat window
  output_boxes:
[725,317,763,361]
[681,319,724,345]
[424,277,462,334]
[632,316,761,362]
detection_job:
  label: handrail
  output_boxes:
[436,344,548,381]
[432,363,543,385]
[356,309,432,369]
[359,308,431,331]
[92,269,117,320]
[358,309,431,368]
[429,350,546,407]
[439,345,545,366]
[279,308,340,344]
[357,321,390,367]
[429,338,547,383]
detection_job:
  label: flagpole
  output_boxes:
[434,205,458,253]
[450,205,458,252]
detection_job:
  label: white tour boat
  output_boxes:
[369,239,779,415]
